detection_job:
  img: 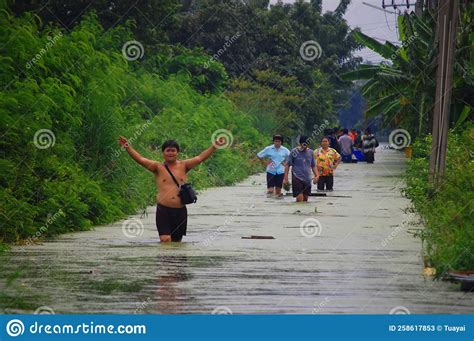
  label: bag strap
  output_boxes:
[164,163,180,188]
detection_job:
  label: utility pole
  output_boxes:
[428,0,459,186]
[382,0,460,187]
[415,0,424,15]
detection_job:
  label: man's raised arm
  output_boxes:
[184,137,226,171]
[118,136,158,173]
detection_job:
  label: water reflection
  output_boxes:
[153,255,192,314]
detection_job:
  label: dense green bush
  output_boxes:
[0,10,265,244]
[403,127,474,276]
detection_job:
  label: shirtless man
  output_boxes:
[118,136,224,242]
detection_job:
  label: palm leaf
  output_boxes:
[340,65,383,80]
[351,29,397,59]
[365,94,399,118]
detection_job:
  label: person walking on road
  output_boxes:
[361,128,379,164]
[118,136,225,243]
[315,137,341,191]
[338,128,353,163]
[257,134,290,197]
[283,136,319,202]
[326,128,341,154]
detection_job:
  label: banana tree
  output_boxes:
[341,11,436,135]
[342,6,473,136]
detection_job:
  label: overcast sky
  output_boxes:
[269,0,414,63]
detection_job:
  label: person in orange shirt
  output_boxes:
[314,137,341,191]
[348,128,357,142]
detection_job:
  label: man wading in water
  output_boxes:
[118,136,225,242]
[283,135,319,202]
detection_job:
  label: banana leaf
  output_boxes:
[351,30,398,59]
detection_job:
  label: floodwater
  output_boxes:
[1,146,472,314]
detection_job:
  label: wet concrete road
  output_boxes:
[2,147,473,314]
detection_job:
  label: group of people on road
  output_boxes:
[329,127,379,164]
[257,128,379,202]
[118,126,379,243]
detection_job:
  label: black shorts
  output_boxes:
[292,175,311,197]
[266,172,284,188]
[317,174,334,191]
[156,204,187,241]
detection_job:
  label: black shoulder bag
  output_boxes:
[164,164,197,205]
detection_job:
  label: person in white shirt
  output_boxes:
[257,135,290,197]
[338,128,353,163]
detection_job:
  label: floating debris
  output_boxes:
[241,235,275,239]
[448,271,474,291]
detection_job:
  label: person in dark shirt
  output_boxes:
[283,135,319,202]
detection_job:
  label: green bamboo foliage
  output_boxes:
[0,10,265,243]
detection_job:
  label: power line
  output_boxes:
[382,1,418,10]
[362,2,398,14]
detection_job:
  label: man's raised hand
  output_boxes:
[118,136,130,149]
[215,136,226,148]
[213,136,227,148]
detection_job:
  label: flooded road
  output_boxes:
[1,147,473,314]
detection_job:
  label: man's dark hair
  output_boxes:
[299,135,310,145]
[161,139,180,152]
[272,134,283,142]
[343,128,349,134]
